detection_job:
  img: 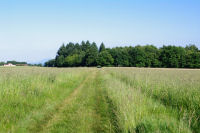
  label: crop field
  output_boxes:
[0,67,200,133]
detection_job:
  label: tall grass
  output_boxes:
[0,67,199,133]
[0,67,90,132]
[100,69,191,133]
[106,67,200,132]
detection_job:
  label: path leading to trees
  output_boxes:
[29,69,120,133]
[33,71,95,133]
[2,67,198,133]
[41,72,93,132]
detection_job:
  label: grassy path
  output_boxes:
[30,69,192,133]
[16,73,90,132]
[36,70,121,133]
[1,67,198,133]
[38,71,92,132]
[93,72,121,133]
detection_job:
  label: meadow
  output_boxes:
[0,67,199,133]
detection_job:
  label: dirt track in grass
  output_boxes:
[35,71,95,132]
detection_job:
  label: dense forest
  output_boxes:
[45,41,200,68]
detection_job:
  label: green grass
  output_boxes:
[107,67,200,133]
[0,67,90,132]
[0,67,199,133]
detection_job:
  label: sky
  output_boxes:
[0,0,200,63]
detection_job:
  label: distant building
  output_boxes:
[4,63,16,67]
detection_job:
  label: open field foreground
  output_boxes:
[0,67,200,133]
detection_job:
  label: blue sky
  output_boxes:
[0,0,200,63]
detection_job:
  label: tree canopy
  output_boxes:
[6,61,27,65]
[44,41,200,68]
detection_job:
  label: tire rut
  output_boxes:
[93,71,122,133]
[35,71,95,133]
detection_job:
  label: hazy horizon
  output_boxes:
[0,0,200,63]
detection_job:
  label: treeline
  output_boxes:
[0,61,27,66]
[7,61,27,65]
[45,41,200,68]
[0,61,43,67]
